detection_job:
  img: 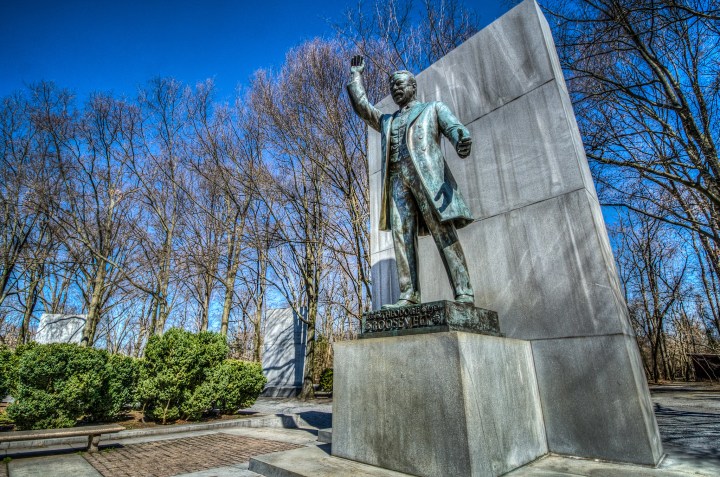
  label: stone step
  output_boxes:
[249,446,412,477]
[250,447,720,477]
[317,428,332,444]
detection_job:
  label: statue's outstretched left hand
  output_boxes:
[457,129,472,158]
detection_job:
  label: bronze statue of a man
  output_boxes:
[347,56,475,308]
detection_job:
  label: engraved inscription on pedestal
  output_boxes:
[361,300,500,338]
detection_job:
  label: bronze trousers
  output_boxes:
[388,157,473,301]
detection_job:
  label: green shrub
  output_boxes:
[138,328,229,424]
[0,345,14,428]
[4,343,140,430]
[103,353,141,419]
[7,344,107,429]
[189,360,266,419]
[0,409,13,427]
[319,368,333,392]
[0,345,14,398]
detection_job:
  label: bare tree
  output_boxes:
[185,82,265,337]
[17,214,55,343]
[339,0,480,75]
[180,167,223,332]
[613,211,688,381]
[132,77,190,338]
[544,0,720,292]
[0,0,488,353]
[42,89,140,346]
[690,231,720,339]
[250,51,337,398]
[236,200,278,362]
[0,93,42,315]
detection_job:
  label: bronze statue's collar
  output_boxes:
[397,100,420,115]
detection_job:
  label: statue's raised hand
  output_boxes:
[350,55,365,75]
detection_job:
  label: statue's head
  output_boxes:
[389,70,417,107]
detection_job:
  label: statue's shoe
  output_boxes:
[381,299,419,310]
[455,294,475,304]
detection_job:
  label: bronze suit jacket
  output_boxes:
[347,74,473,234]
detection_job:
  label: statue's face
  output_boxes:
[390,74,416,107]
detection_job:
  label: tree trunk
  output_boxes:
[81,261,107,347]
[220,224,242,336]
[251,250,267,362]
[199,276,211,332]
[252,307,263,363]
[300,241,319,400]
[220,281,233,337]
[300,302,317,400]
[150,244,173,337]
[20,269,41,344]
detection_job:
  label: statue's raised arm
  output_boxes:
[347,56,382,132]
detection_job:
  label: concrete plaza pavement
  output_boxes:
[0,384,718,477]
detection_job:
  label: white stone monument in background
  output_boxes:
[261,308,307,397]
[36,314,86,344]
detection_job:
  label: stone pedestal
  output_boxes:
[332,330,547,477]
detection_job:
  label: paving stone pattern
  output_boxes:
[83,433,301,477]
[0,461,7,477]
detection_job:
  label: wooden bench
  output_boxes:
[0,423,125,452]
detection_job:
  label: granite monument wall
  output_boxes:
[368,0,662,464]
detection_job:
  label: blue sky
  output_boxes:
[0,0,510,102]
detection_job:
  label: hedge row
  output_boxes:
[0,328,266,429]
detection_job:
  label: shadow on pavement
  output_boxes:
[654,403,720,464]
[297,411,331,429]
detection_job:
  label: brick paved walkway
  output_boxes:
[83,433,302,477]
